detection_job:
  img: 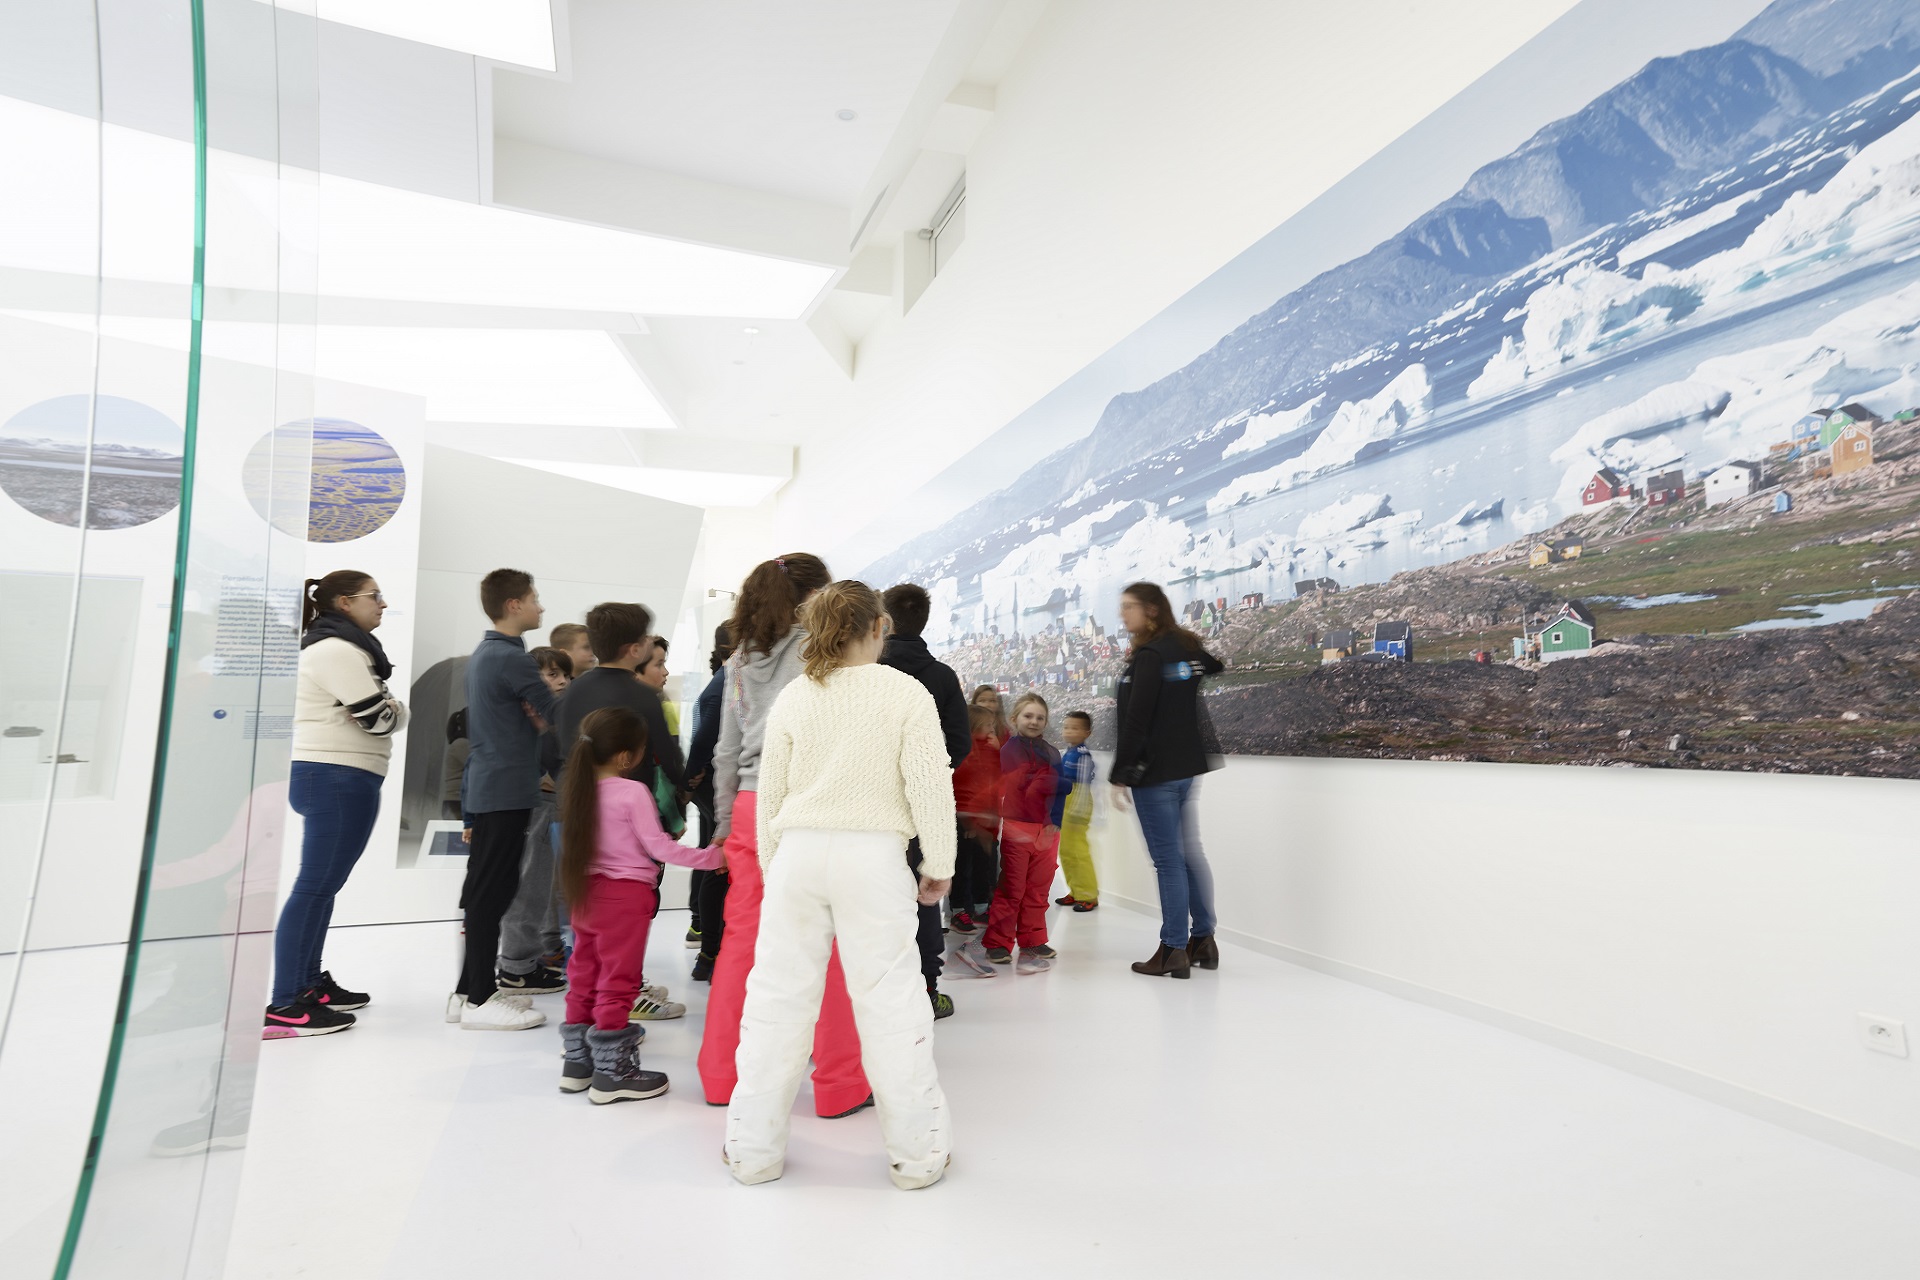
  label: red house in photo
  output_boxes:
[1582,467,1631,505]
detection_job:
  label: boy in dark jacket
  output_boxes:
[881,584,971,1018]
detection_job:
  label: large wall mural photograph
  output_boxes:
[856,0,1920,778]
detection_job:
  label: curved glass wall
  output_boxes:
[0,2,318,1275]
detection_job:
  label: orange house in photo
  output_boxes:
[1831,420,1874,476]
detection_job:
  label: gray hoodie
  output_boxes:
[713,626,807,843]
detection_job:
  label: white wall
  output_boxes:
[317,443,705,928]
[775,0,1920,1172]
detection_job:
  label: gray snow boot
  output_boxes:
[559,1022,593,1094]
[585,1024,669,1104]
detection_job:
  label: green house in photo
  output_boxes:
[1538,602,1597,663]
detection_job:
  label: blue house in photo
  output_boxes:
[1373,620,1413,661]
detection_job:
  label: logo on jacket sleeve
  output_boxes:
[1163,661,1194,681]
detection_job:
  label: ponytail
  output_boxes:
[303,569,373,631]
[557,706,649,907]
[798,580,886,682]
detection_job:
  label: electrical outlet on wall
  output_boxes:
[1857,1015,1909,1058]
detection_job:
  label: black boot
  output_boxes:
[1130,944,1191,979]
[585,1025,669,1104]
[559,1022,593,1093]
[1189,935,1220,971]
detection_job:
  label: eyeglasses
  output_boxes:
[346,591,386,605]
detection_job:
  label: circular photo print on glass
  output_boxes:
[243,418,406,543]
[0,395,184,529]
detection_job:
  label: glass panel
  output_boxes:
[0,0,319,1275]
[57,0,320,1275]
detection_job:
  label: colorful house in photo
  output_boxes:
[1582,467,1631,505]
[1831,419,1874,476]
[1537,602,1597,663]
[1773,490,1793,514]
[1321,628,1356,664]
[1530,537,1585,567]
[1372,620,1413,661]
[1644,469,1685,506]
[1704,461,1761,506]
[1820,403,1878,447]
[1791,408,1831,448]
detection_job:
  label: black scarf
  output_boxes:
[302,610,393,680]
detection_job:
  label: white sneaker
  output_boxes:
[640,982,669,1002]
[460,991,548,1031]
[445,993,464,1024]
[629,992,685,1021]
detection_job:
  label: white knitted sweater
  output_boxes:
[756,663,957,879]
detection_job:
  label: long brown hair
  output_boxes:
[970,684,1010,739]
[558,707,648,907]
[728,552,831,658]
[1122,581,1204,652]
[797,580,886,682]
[302,570,372,631]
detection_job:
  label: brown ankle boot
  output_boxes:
[1189,935,1220,970]
[1130,944,1191,979]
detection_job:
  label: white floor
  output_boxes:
[219,908,1920,1280]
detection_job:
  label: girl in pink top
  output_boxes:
[556,707,724,1103]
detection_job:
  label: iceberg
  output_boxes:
[1296,492,1393,541]
[1550,379,1730,463]
[1221,395,1324,459]
[1205,364,1432,513]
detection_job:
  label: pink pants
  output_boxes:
[697,791,871,1117]
[565,875,658,1031]
[983,820,1059,950]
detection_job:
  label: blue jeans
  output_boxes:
[1133,777,1216,949]
[274,761,384,1005]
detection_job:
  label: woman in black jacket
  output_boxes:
[1110,582,1224,979]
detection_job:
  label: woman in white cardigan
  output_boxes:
[725,580,956,1191]
[265,570,407,1039]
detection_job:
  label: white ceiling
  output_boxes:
[4,0,1036,505]
[494,0,968,207]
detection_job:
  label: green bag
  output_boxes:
[653,768,687,839]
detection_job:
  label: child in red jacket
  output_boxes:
[982,693,1060,972]
[949,705,1003,932]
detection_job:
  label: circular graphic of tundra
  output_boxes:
[243,418,406,543]
[0,395,184,529]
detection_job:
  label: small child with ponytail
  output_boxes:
[556,706,724,1104]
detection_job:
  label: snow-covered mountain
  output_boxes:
[862,0,1920,627]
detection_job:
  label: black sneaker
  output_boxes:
[311,971,368,1011]
[930,991,954,1020]
[497,967,567,995]
[690,953,714,982]
[263,999,354,1039]
[823,1094,875,1120]
[950,911,979,933]
[983,946,1012,964]
[684,926,702,949]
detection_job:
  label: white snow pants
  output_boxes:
[725,827,951,1189]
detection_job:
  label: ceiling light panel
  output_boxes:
[8,308,670,429]
[251,0,558,71]
[0,96,835,318]
[501,459,789,507]
[312,174,835,316]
